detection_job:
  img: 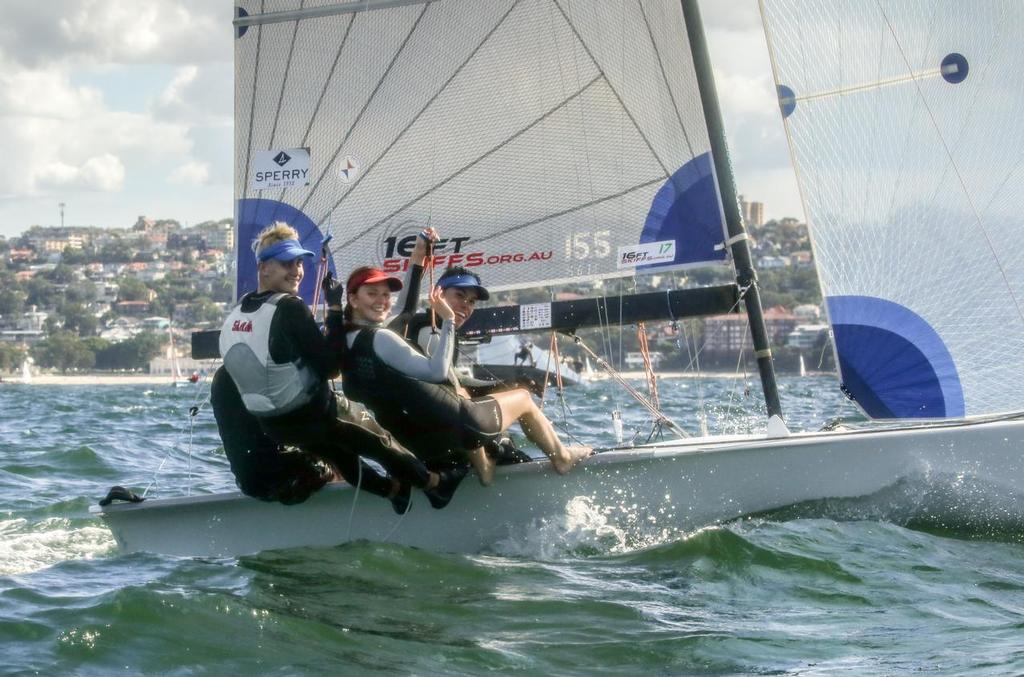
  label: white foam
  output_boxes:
[0,518,116,576]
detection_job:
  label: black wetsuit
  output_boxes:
[216,291,432,502]
[211,366,395,503]
[341,325,503,467]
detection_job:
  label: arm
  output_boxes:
[373,320,455,382]
[389,227,436,326]
[388,264,423,335]
[273,296,334,379]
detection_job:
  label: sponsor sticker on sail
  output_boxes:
[250,148,310,189]
[617,240,675,269]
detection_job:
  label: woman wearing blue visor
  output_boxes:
[213,222,456,512]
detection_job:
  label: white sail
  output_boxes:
[233,0,732,298]
[96,1,1024,560]
[761,1,1024,419]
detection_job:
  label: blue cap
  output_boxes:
[257,239,316,262]
[438,273,489,301]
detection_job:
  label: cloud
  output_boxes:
[0,63,103,118]
[0,0,230,68]
[169,161,211,186]
[36,153,125,192]
[699,1,765,32]
[151,63,233,126]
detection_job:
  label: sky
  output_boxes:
[0,0,803,240]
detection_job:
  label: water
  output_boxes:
[1,378,1023,675]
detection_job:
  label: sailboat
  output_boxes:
[18,358,32,385]
[469,334,586,393]
[167,324,188,388]
[94,0,1024,557]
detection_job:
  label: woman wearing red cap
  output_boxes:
[214,222,456,512]
[333,256,591,489]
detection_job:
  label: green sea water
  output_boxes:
[1,380,1022,675]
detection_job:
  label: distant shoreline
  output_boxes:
[0,370,830,386]
[1,374,192,386]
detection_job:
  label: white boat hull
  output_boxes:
[93,416,1024,557]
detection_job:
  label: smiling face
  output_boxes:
[442,286,479,329]
[348,281,394,324]
[259,257,305,295]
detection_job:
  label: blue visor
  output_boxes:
[438,274,489,301]
[257,239,316,262]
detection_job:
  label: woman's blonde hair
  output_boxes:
[252,222,299,260]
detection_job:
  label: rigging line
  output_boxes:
[325,1,523,221]
[241,0,268,202]
[474,176,664,246]
[551,0,673,177]
[335,72,607,250]
[345,461,363,542]
[876,2,1024,327]
[636,0,695,158]
[593,284,619,411]
[575,338,687,437]
[298,3,432,216]
[275,11,357,218]
[142,396,212,499]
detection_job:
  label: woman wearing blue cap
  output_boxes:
[213,222,456,512]
[333,246,591,489]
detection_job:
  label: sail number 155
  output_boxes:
[564,230,611,260]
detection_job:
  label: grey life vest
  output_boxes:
[219,293,319,417]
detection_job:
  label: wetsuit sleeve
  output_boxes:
[372,320,455,382]
[415,324,440,356]
[323,309,347,376]
[387,264,424,336]
[272,296,335,380]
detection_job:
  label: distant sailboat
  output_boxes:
[19,358,32,384]
[798,354,807,378]
[470,335,584,394]
[167,325,188,388]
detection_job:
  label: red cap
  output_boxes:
[346,267,403,294]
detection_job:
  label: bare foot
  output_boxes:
[551,445,592,475]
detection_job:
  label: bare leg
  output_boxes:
[489,389,591,474]
[467,447,495,486]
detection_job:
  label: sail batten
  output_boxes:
[235,0,731,294]
[762,0,1024,419]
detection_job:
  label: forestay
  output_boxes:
[234,0,731,299]
[761,1,1024,419]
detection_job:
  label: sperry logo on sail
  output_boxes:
[232,320,253,332]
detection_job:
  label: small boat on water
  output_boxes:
[96,0,1024,557]
[468,334,585,394]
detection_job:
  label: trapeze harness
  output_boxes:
[219,292,320,417]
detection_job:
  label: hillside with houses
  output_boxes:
[0,204,831,378]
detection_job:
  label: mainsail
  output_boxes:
[761,1,1024,419]
[234,0,732,299]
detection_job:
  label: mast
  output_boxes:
[681,0,783,420]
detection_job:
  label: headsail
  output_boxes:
[233,0,731,299]
[761,1,1024,419]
